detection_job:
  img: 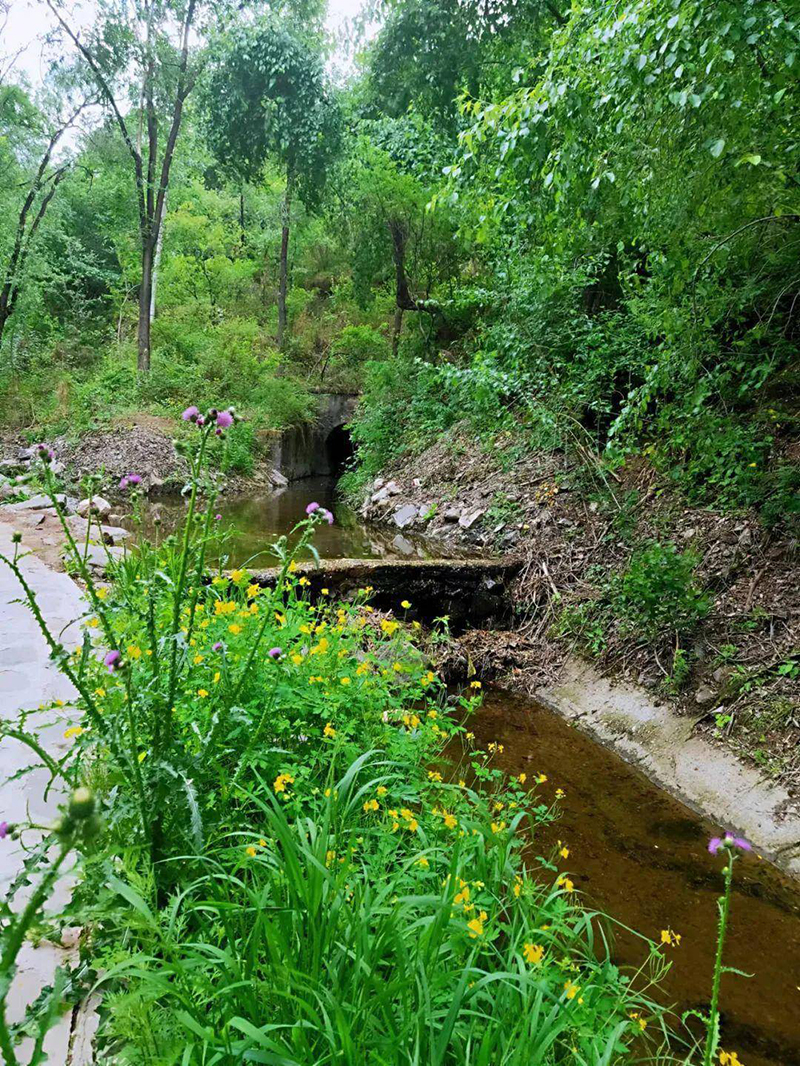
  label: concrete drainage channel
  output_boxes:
[538,658,800,879]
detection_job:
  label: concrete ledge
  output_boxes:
[248,556,523,630]
[538,657,800,879]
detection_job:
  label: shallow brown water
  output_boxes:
[129,477,448,566]
[470,688,800,1066]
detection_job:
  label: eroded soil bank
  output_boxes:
[357,424,799,799]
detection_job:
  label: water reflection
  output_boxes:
[127,477,453,567]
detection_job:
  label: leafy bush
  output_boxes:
[611,541,710,638]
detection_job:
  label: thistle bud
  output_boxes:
[69,787,95,820]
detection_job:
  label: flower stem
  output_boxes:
[703,850,734,1065]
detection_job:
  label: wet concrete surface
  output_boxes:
[467,687,800,1066]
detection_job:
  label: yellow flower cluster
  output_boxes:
[273,772,295,794]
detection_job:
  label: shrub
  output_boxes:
[611,541,710,637]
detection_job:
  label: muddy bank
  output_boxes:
[358,425,799,796]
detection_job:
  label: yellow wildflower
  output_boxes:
[719,1052,743,1066]
[523,943,544,965]
[64,726,84,739]
[558,841,570,859]
[87,617,99,629]
[400,599,411,609]
[273,772,295,793]
[128,645,142,660]
[428,770,443,782]
[246,584,261,599]
[363,798,379,813]
[228,624,242,635]
[557,876,575,894]
[96,587,108,600]
[518,772,527,784]
[197,689,209,698]
[230,569,246,584]
[470,680,482,689]
[323,722,337,739]
[193,654,204,665]
[564,982,580,1000]
[629,1012,647,1031]
[376,785,388,796]
[443,812,457,830]
[246,846,258,858]
[467,911,488,938]
[340,676,351,686]
[491,821,507,834]
[660,928,682,948]
[416,856,429,868]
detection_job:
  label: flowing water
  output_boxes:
[127,483,800,1063]
[468,689,800,1066]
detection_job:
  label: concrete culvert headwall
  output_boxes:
[270,392,358,481]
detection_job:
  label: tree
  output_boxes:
[0,78,93,351]
[203,19,341,348]
[45,0,217,372]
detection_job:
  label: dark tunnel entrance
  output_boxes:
[325,424,355,476]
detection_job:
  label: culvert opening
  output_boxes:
[326,424,354,476]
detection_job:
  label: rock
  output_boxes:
[0,458,27,475]
[100,525,132,545]
[384,480,401,497]
[681,527,697,539]
[442,507,461,523]
[76,496,111,519]
[738,527,753,548]
[4,493,64,511]
[391,534,415,556]
[371,486,390,504]
[459,508,485,530]
[392,504,418,529]
[268,469,288,488]
[412,478,421,488]
[80,543,125,574]
[694,684,716,706]
[34,513,47,527]
[372,477,384,491]
[0,483,17,500]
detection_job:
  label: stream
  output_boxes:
[131,477,450,565]
[127,480,800,1066]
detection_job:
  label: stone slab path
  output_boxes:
[0,522,98,1064]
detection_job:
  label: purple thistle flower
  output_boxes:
[196,415,205,427]
[119,476,129,490]
[320,508,334,525]
[182,405,200,422]
[268,646,283,659]
[0,822,8,839]
[709,833,752,855]
[212,641,224,652]
[214,514,222,521]
[104,649,122,673]
[306,502,320,515]
[127,474,142,486]
[216,410,234,430]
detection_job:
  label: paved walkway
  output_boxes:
[0,522,97,1064]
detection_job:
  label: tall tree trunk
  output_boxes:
[239,188,246,246]
[138,239,155,372]
[277,182,292,349]
[0,304,8,351]
[150,191,167,322]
